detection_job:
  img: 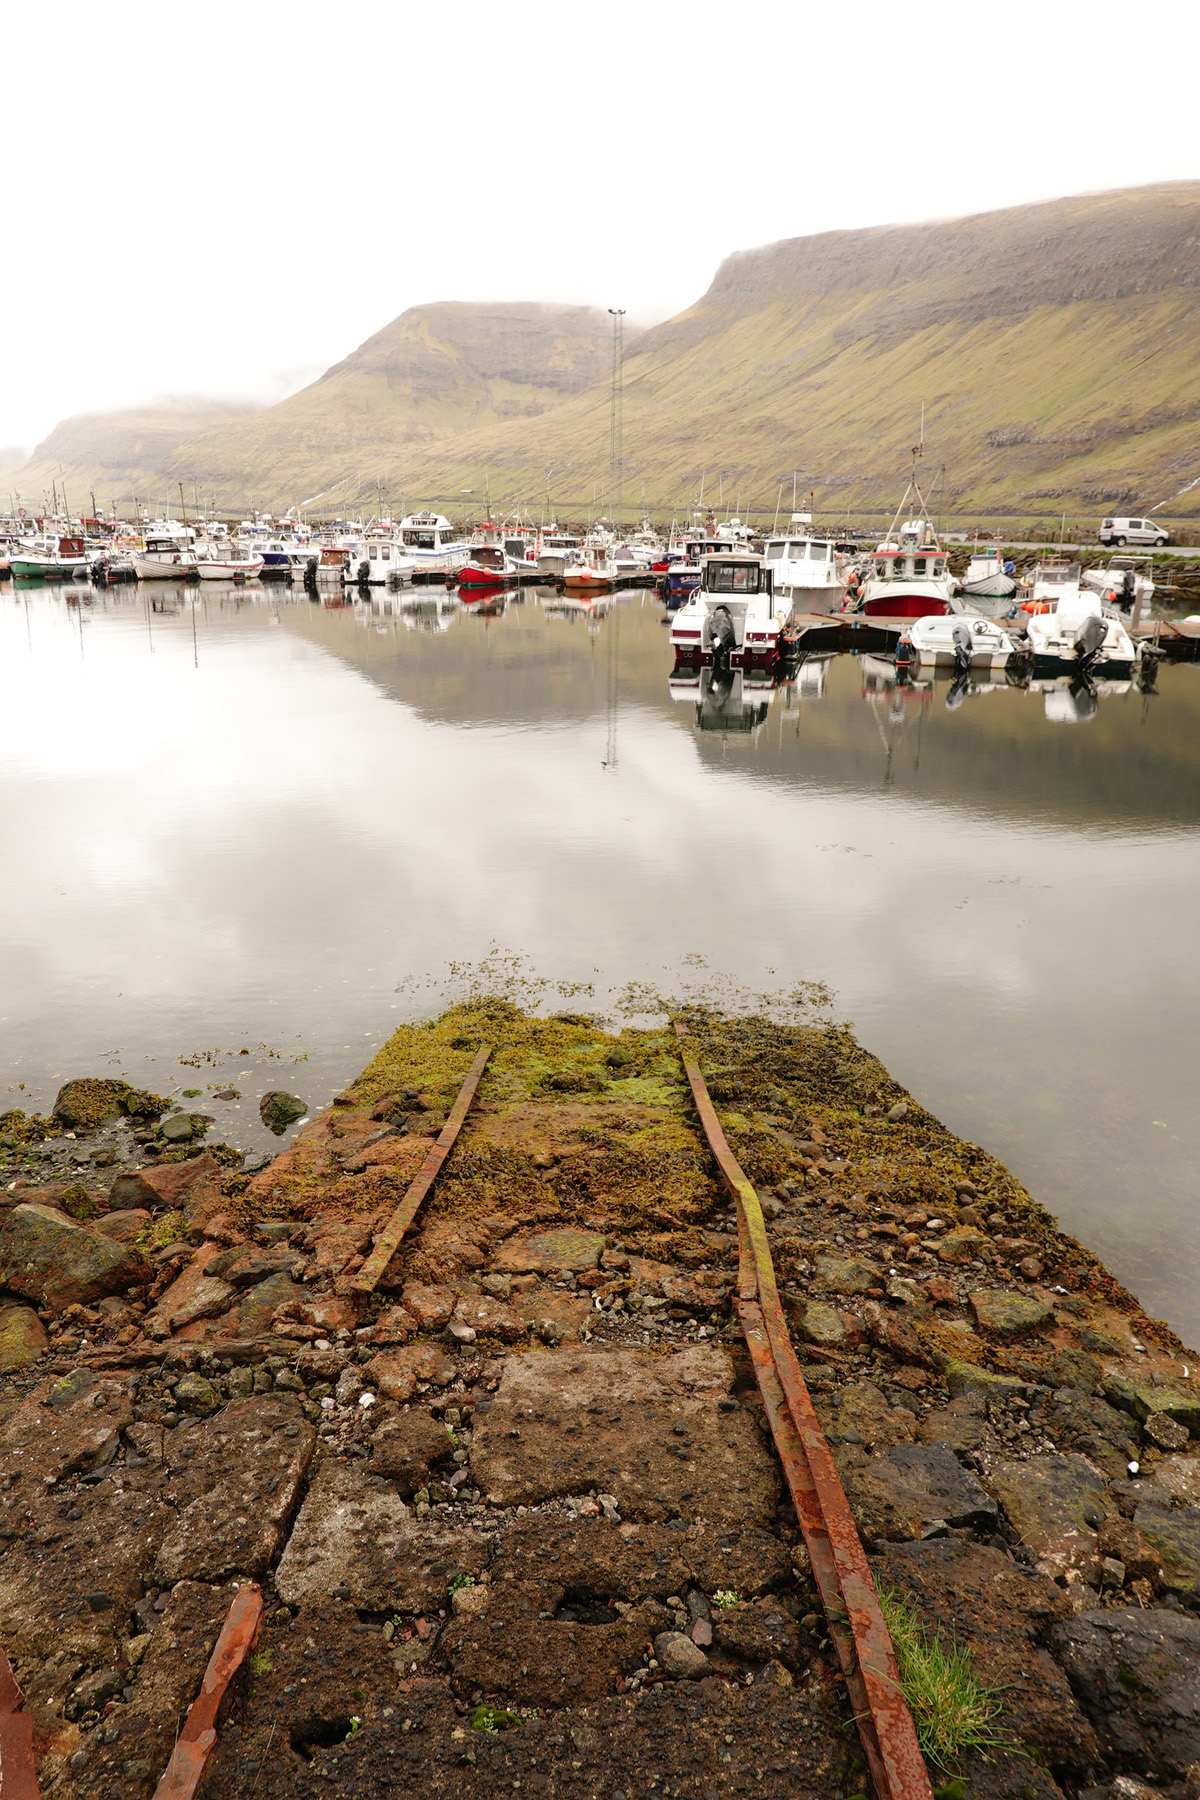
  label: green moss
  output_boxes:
[878,1588,1012,1772]
[136,1211,186,1255]
[470,1704,523,1734]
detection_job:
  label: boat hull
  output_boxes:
[10,557,88,579]
[133,556,197,580]
[195,559,264,581]
[860,593,952,619]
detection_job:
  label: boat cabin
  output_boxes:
[869,547,949,581]
[470,546,507,573]
[700,553,773,597]
[400,512,456,551]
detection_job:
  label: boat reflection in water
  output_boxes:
[668,664,779,737]
[1035,675,1132,724]
[352,589,461,632]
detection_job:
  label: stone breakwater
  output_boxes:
[2,1002,1200,1800]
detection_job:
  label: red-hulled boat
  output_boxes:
[850,467,962,621]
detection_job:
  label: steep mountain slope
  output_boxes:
[160,302,619,511]
[357,182,1200,524]
[0,401,258,512]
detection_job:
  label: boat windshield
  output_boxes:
[705,562,762,594]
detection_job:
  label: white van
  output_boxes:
[1099,515,1169,547]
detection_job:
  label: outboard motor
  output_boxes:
[1122,568,1136,610]
[951,619,973,676]
[709,603,736,665]
[895,634,916,672]
[356,559,370,588]
[1073,612,1108,678]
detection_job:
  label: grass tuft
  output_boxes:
[879,1588,1012,1771]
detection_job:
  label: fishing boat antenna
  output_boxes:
[773,481,783,533]
[608,307,625,534]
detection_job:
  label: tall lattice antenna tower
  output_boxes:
[608,308,625,532]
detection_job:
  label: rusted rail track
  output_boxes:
[352,1044,492,1296]
[150,1583,263,1800]
[0,1649,41,1800]
[674,1021,933,1800]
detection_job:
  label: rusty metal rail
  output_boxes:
[150,1583,263,1800]
[0,1649,41,1800]
[674,1022,933,1800]
[352,1044,492,1296]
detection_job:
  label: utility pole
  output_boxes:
[608,308,625,535]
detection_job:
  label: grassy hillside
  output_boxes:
[0,400,258,515]
[159,302,620,514]
[14,184,1200,528]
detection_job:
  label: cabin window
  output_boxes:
[708,564,759,594]
[369,545,377,559]
[913,557,926,575]
[765,542,783,559]
[810,543,828,562]
[789,542,806,559]
[381,546,390,560]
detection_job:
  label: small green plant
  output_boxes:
[348,1717,361,1734]
[470,1704,523,1733]
[879,1589,1011,1770]
[136,1210,186,1255]
[448,1574,476,1595]
[713,1590,740,1609]
[247,1649,273,1678]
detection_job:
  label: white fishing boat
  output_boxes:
[669,550,789,668]
[762,514,845,613]
[561,543,616,591]
[133,533,199,580]
[961,545,1016,601]
[398,511,470,574]
[1081,555,1156,610]
[537,530,581,576]
[1022,560,1082,611]
[344,535,416,585]
[1024,586,1137,678]
[194,548,265,581]
[901,613,1017,670]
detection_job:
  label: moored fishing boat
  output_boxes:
[133,533,199,580]
[398,511,470,574]
[761,513,845,613]
[457,544,513,587]
[850,466,960,619]
[194,549,265,581]
[899,613,1017,671]
[961,544,1016,601]
[9,534,90,579]
[1024,586,1138,678]
[669,549,788,668]
[537,529,581,576]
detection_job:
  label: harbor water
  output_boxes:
[3,580,1199,1338]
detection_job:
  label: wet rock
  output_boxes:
[491,1226,606,1275]
[172,1372,221,1416]
[876,1539,1097,1774]
[0,1301,48,1371]
[798,1301,853,1350]
[1038,1389,1140,1476]
[207,1246,300,1288]
[1146,1411,1191,1451]
[234,1268,299,1336]
[970,1290,1055,1337]
[845,1443,998,1543]
[823,1380,918,1453]
[469,1345,780,1525]
[0,1367,133,1482]
[1105,1375,1200,1438]
[0,1203,143,1310]
[510,1286,593,1342]
[491,1515,792,1601]
[920,1397,986,1455]
[53,1078,163,1130]
[358,1304,415,1346]
[452,1293,528,1342]
[154,1395,316,1582]
[937,1226,990,1264]
[1053,1605,1200,1778]
[1135,1502,1200,1599]
[170,1273,238,1332]
[944,1358,1030,1403]
[275,1458,489,1611]
[304,1221,370,1283]
[654,1630,712,1680]
[814,1252,878,1296]
[861,1299,930,1366]
[259,1091,308,1135]
[110,1153,220,1213]
[93,1207,152,1243]
[1097,1515,1162,1587]
[160,1112,197,1144]
[986,1454,1114,1580]
[711,1599,801,1669]
[371,1411,457,1496]
[364,1341,455,1402]
[401,1282,457,1330]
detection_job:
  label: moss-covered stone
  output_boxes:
[970,1291,1056,1338]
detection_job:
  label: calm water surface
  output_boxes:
[3,581,1199,1339]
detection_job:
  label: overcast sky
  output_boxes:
[3,0,1197,453]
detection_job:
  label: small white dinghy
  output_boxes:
[1025,587,1137,678]
[900,613,1016,670]
[961,545,1016,601]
